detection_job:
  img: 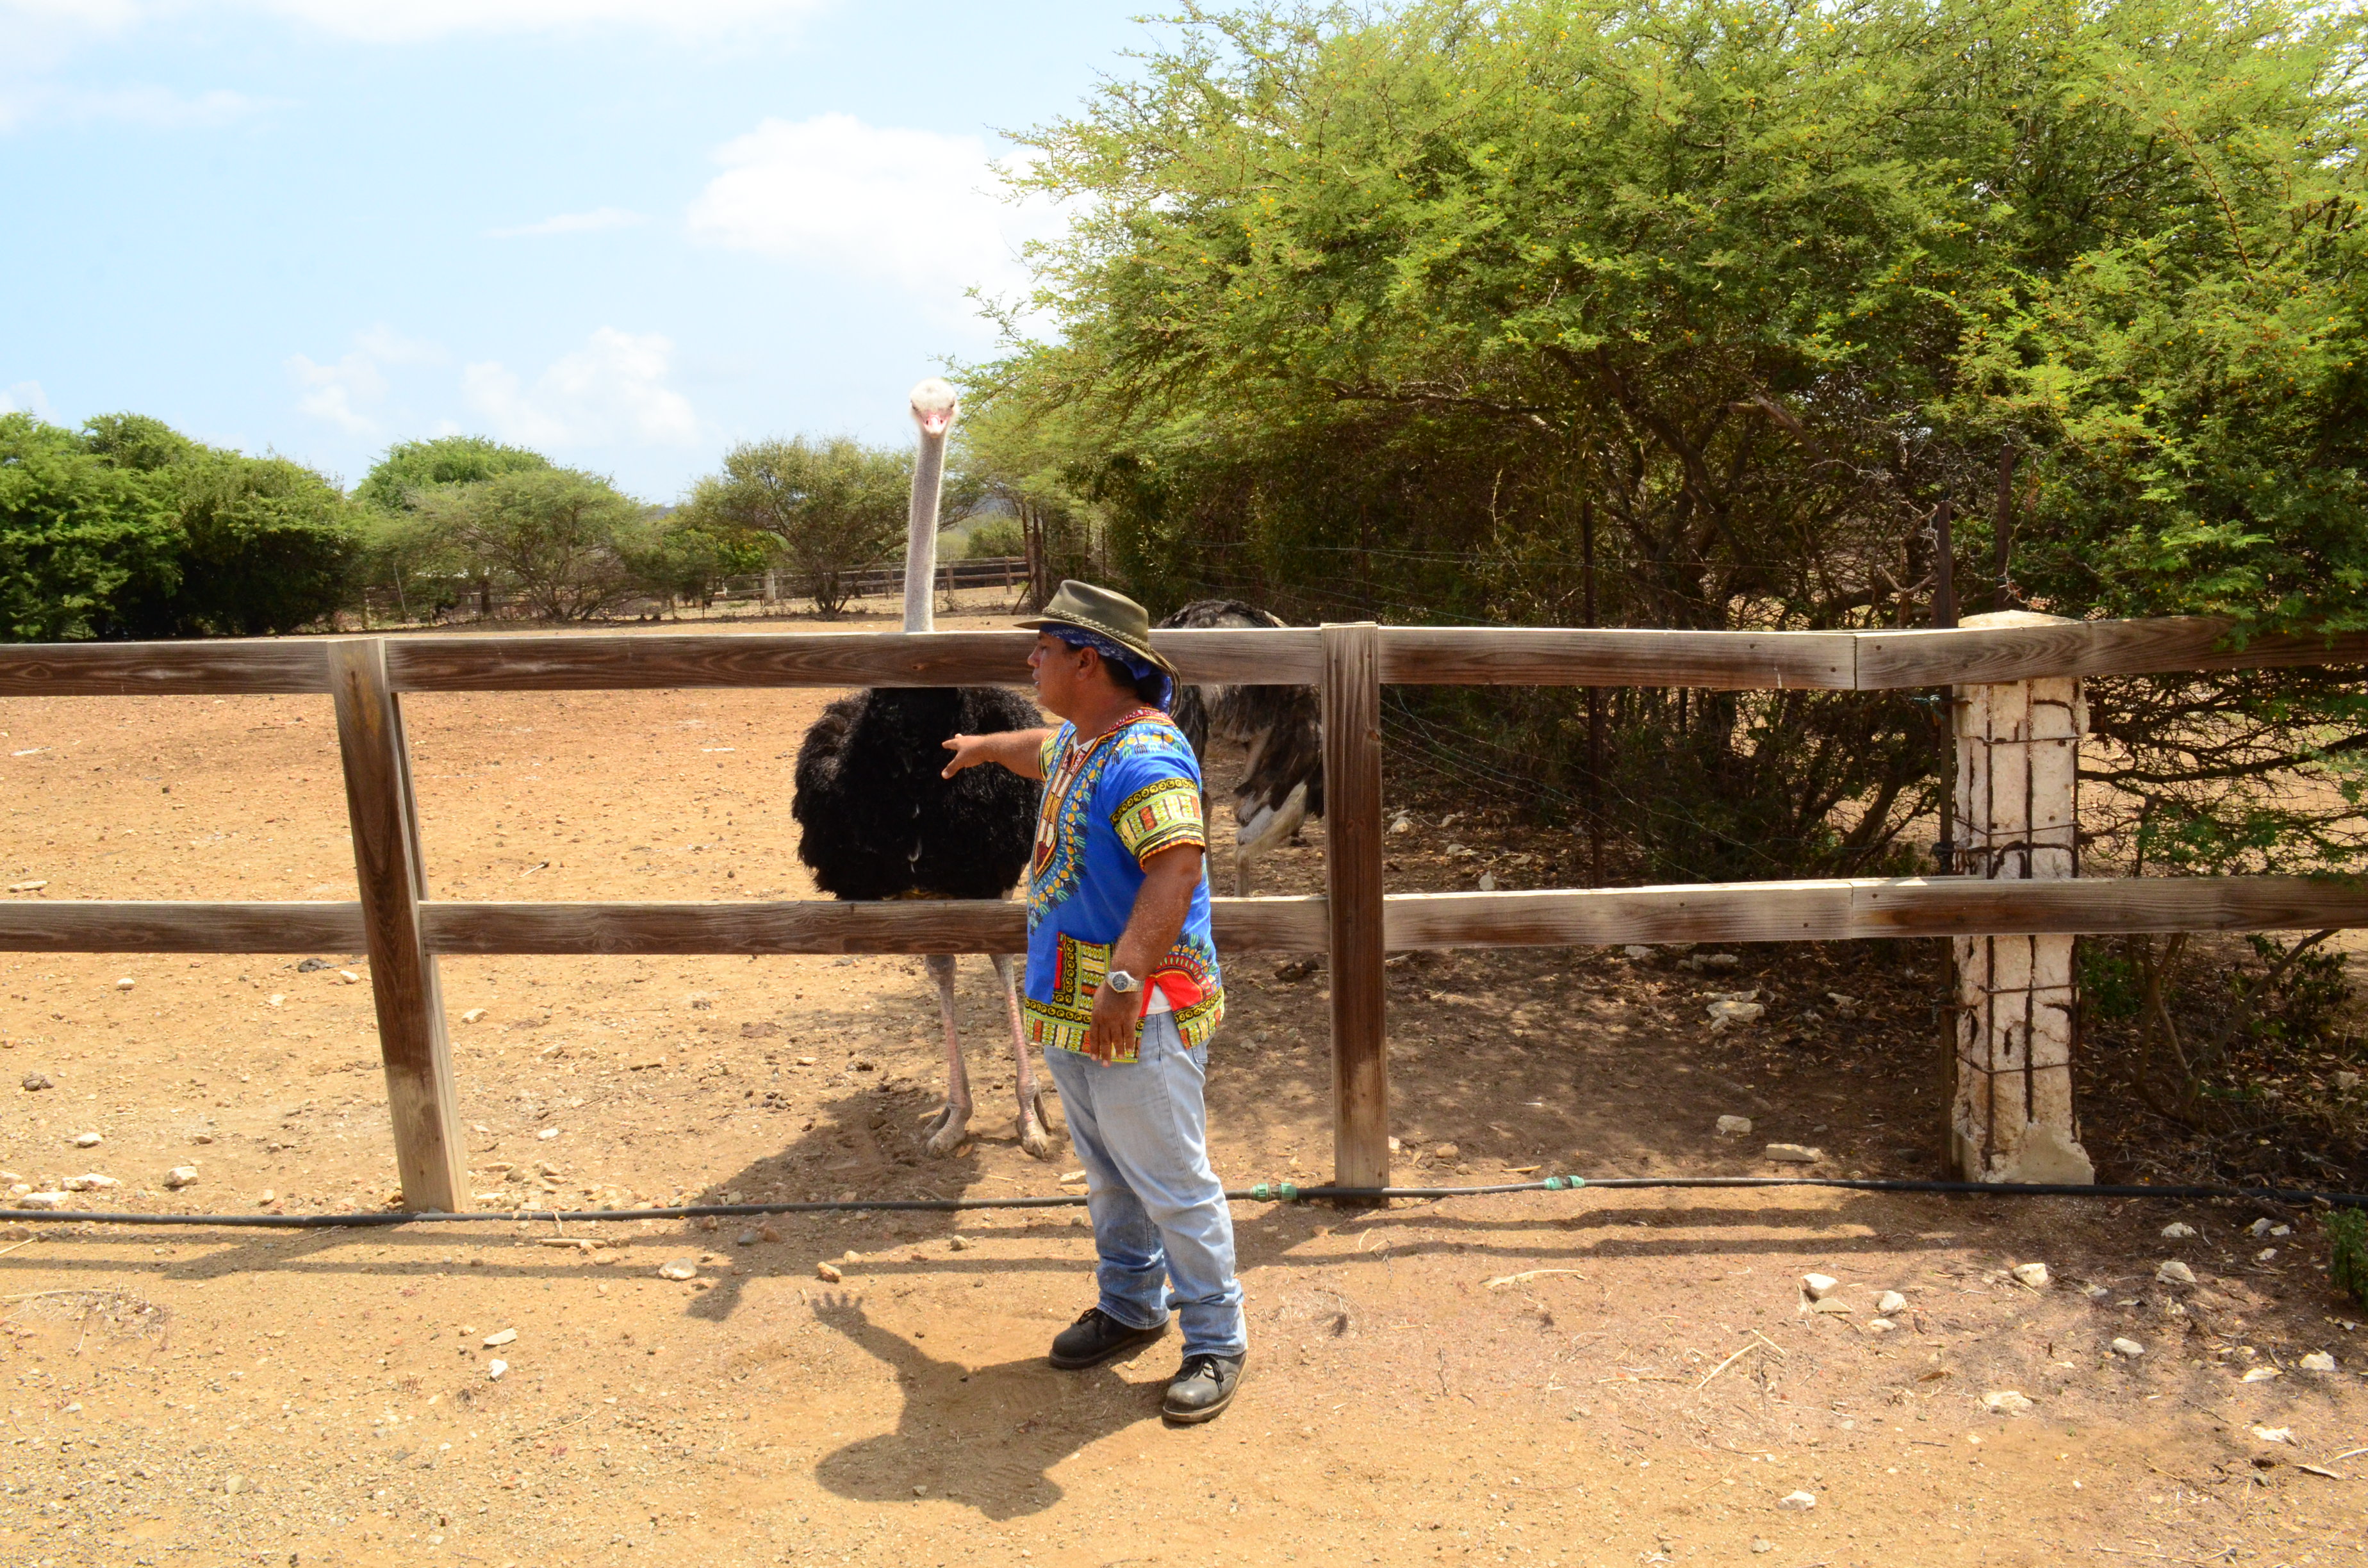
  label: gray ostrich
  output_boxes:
[790,380,1052,1158]
[1156,600,1324,895]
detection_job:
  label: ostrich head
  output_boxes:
[909,378,959,439]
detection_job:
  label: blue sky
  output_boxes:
[0,1,1153,498]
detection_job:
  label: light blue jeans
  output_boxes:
[1044,1013,1247,1360]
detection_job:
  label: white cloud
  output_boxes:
[485,206,648,240]
[1,379,58,423]
[463,327,698,450]
[286,350,388,436]
[0,81,262,131]
[354,324,447,366]
[686,113,1060,320]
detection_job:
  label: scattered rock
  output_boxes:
[2242,1366,2282,1383]
[2249,1218,2276,1237]
[1477,872,1497,893]
[735,1229,761,1247]
[482,1328,517,1348]
[1716,1115,1754,1136]
[21,1073,53,1091]
[1777,1490,1816,1511]
[297,958,328,972]
[1810,1297,1854,1315]
[2157,1260,2198,1286]
[7,881,47,892]
[2112,1338,2145,1358]
[1388,813,1412,835]
[949,1234,971,1252]
[61,1173,117,1192]
[2251,1425,2294,1444]
[224,1476,246,1496]
[1764,1143,1823,1164]
[460,1008,488,1024]
[1876,1291,1908,1315]
[1706,998,1764,1031]
[1867,1318,1895,1332]
[16,1192,67,1210]
[164,1166,197,1189]
[486,1359,507,1380]
[2298,1352,2337,1373]
[657,1259,698,1281]
[1981,1390,2034,1414]
[1752,1539,1773,1554]
[537,1127,559,1140]
[2337,1070,2361,1091]
[1801,1273,1839,1300]
[72,1131,101,1148]
[1622,945,1655,961]
[1431,1143,1461,1163]
[2161,1222,2196,1239]
[1693,952,1741,971]
[758,1222,782,1243]
[267,993,284,1008]
[842,1249,862,1264]
[816,1261,843,1283]
[2010,1262,2051,1290]
[338,969,360,984]
[113,977,134,992]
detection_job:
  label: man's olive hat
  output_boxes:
[1015,580,1176,675]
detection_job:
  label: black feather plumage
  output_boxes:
[793,686,1040,901]
[1158,600,1325,822]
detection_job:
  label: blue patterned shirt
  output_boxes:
[1022,710,1224,1061]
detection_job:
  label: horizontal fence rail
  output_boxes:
[8,616,2368,699]
[6,616,2368,1204]
[7,878,2365,957]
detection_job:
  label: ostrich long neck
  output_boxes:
[904,427,948,635]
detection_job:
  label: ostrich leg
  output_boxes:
[920,954,974,1156]
[994,952,1056,1159]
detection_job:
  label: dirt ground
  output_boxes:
[2,597,2364,1567]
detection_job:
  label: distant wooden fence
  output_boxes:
[3,614,2366,1205]
[360,558,1029,625]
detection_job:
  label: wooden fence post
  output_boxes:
[329,638,470,1212]
[1950,610,2094,1183]
[1322,622,1389,1189]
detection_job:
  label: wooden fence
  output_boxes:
[4,614,2367,1207]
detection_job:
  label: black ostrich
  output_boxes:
[1156,599,1324,895]
[791,379,1051,1158]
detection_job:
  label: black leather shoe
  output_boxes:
[1048,1307,1168,1370]
[1162,1353,1245,1423]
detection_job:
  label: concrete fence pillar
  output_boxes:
[1950,610,2096,1183]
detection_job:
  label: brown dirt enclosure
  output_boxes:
[1,604,2363,1568]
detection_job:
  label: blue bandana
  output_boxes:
[1046,624,1174,712]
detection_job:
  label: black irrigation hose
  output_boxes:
[10,1172,2367,1230]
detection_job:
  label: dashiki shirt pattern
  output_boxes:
[1023,710,1224,1063]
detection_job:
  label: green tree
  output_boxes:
[0,413,177,641]
[411,466,653,621]
[356,436,557,619]
[681,437,911,615]
[354,436,552,511]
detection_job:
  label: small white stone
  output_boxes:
[1476,872,1496,892]
[482,1328,517,1348]
[1388,814,1412,835]
[114,977,134,992]
[1622,945,1654,961]
[1706,999,1764,1031]
[657,1259,698,1281]
[1876,1291,1908,1315]
[16,1191,67,1209]
[2112,1338,2145,1357]
[223,1475,245,1496]
[1777,1490,1816,1511]
[537,1127,559,1140]
[61,1173,117,1192]
[2270,1223,2290,1237]
[2249,1218,2276,1237]
[2160,1222,2196,1239]
[2242,1366,2281,1383]
[164,1166,197,1189]
[460,1008,488,1024]
[1981,1390,2034,1414]
[816,1261,843,1283]
[1801,1273,1839,1300]
[950,1234,971,1252]
[2257,1247,2278,1262]
[2156,1260,2197,1286]
[267,993,284,1008]
[2336,1070,2361,1091]
[1763,1143,1823,1164]
[1698,952,1740,970]
[72,1131,101,1148]
[2010,1262,2051,1290]
[736,1229,761,1247]
[2251,1425,2293,1444]
[1867,1318,1895,1332]
[486,1359,507,1380]
[1716,1115,1754,1136]
[338,969,360,984]
[2298,1352,2337,1373]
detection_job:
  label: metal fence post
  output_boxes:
[1322,622,1389,1189]
[1950,610,2094,1183]
[329,638,469,1212]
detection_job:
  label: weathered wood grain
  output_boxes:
[1857,616,2368,690]
[1378,627,1857,689]
[1323,623,1390,1189]
[0,901,364,951]
[1384,883,1859,948]
[382,626,1320,692]
[329,638,468,1213]
[416,895,1328,955]
[0,639,331,697]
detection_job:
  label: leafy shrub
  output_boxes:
[2331,1208,2368,1310]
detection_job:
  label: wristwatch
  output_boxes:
[1104,970,1142,994]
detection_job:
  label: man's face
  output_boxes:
[1028,632,1100,719]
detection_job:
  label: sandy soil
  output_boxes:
[2,600,2364,1567]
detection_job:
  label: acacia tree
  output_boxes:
[971,0,2368,884]
[411,467,653,621]
[681,437,910,615]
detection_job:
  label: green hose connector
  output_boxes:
[1542,1175,1586,1191]
[1249,1181,1302,1203]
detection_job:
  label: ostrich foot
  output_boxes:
[1015,1090,1058,1160]
[922,1102,973,1157]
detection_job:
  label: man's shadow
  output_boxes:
[805,1291,1159,1519]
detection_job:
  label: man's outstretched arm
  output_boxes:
[942,728,1055,781]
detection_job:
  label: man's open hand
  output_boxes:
[1086,981,1138,1065]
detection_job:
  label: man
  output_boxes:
[939,580,1247,1423]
